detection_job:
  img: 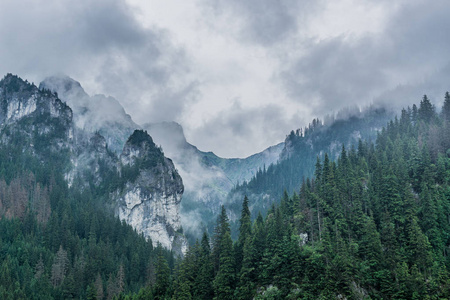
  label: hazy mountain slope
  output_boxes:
[143,121,284,238]
[228,106,396,225]
[39,74,285,240]
[40,75,138,153]
[0,73,187,252]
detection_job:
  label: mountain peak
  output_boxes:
[39,75,138,153]
[40,75,88,100]
[126,129,156,148]
[121,130,163,167]
[0,73,37,94]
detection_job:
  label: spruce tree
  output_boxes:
[418,94,435,123]
[213,231,235,300]
[212,206,230,274]
[235,196,252,274]
[195,232,214,300]
[441,91,450,121]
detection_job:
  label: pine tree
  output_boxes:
[95,273,104,300]
[213,231,235,300]
[235,196,252,275]
[418,94,435,123]
[212,206,231,274]
[116,264,125,295]
[34,254,45,280]
[106,273,116,300]
[51,245,68,287]
[194,232,214,299]
[154,249,171,299]
[235,236,256,299]
[441,91,450,121]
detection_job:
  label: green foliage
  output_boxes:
[165,94,450,299]
[231,107,393,222]
[2,86,450,299]
[0,108,174,299]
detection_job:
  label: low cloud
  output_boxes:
[204,0,319,46]
[0,0,196,124]
[190,101,304,158]
[279,0,450,116]
[2,0,450,158]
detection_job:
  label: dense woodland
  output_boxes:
[232,106,393,204]
[125,94,450,299]
[0,78,175,299]
[1,91,450,299]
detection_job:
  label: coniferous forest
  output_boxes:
[1,93,450,299]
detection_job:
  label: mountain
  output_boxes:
[0,73,186,253]
[228,106,395,225]
[115,130,187,253]
[40,75,138,153]
[40,75,284,240]
[2,72,449,299]
[161,96,450,299]
[143,121,284,239]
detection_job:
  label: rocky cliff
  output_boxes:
[40,75,138,153]
[0,73,74,162]
[144,121,284,238]
[115,130,187,254]
[0,74,187,254]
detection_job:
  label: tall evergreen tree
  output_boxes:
[418,94,435,123]
[212,206,231,274]
[194,232,214,300]
[213,231,235,300]
[235,196,252,275]
[441,91,450,121]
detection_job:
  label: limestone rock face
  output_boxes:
[116,130,187,255]
[0,74,74,158]
[0,74,188,254]
[0,74,73,128]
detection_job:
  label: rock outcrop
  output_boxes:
[0,73,74,158]
[115,130,187,255]
[0,74,73,128]
[0,74,188,254]
[144,121,284,238]
[40,75,138,153]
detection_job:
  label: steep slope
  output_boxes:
[115,130,187,254]
[229,106,395,223]
[143,121,284,238]
[0,74,187,253]
[40,75,138,153]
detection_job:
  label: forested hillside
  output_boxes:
[123,94,450,299]
[229,107,394,222]
[2,79,450,299]
[0,75,176,299]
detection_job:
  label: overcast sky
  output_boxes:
[1,0,450,157]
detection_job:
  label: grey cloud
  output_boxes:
[205,0,319,46]
[281,36,387,115]
[375,63,450,111]
[191,102,304,158]
[280,0,450,117]
[0,0,196,124]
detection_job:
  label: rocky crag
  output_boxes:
[0,74,187,254]
[116,130,187,254]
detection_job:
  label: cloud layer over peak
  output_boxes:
[2,0,450,157]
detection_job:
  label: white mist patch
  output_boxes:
[180,208,204,238]
[40,75,138,153]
